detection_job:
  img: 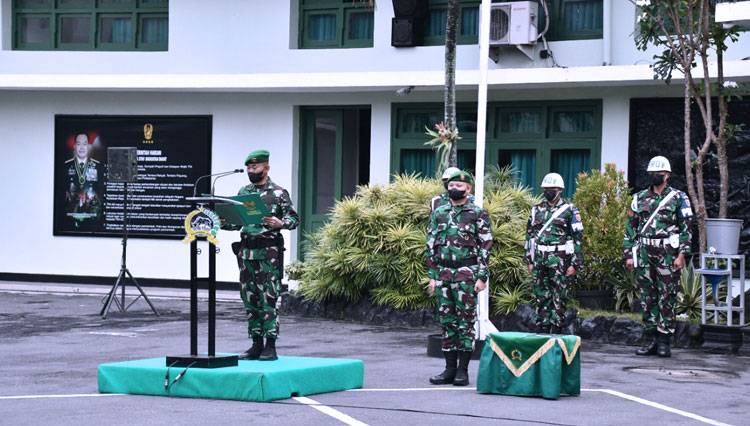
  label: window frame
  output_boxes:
[299,0,374,49]
[11,0,168,51]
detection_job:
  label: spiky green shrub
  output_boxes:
[298,169,537,312]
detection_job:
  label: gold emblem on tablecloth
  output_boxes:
[511,349,523,361]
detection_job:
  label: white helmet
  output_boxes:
[647,156,671,172]
[441,167,461,180]
[541,173,565,189]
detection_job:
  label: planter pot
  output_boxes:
[576,290,614,310]
[705,218,743,255]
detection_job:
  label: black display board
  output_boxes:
[53,115,212,238]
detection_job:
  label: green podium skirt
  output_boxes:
[476,332,580,400]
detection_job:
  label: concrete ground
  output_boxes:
[0,282,747,426]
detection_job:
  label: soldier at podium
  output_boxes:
[222,149,299,361]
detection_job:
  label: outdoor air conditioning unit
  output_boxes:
[489,1,538,60]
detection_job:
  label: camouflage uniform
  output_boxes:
[623,185,692,334]
[227,177,298,339]
[430,192,475,212]
[426,201,493,351]
[524,198,584,329]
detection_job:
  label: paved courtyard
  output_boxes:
[0,284,747,426]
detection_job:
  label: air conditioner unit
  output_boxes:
[490,1,538,47]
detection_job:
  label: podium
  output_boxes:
[165,195,250,368]
[477,332,581,400]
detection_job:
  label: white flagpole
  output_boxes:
[475,0,497,341]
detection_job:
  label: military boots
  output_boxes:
[657,332,672,357]
[453,351,473,386]
[429,351,458,385]
[239,336,264,360]
[636,331,658,356]
[259,337,278,361]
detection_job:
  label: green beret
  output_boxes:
[245,149,269,165]
[446,170,473,185]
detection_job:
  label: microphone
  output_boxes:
[192,169,244,197]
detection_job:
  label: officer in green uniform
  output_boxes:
[223,149,299,361]
[624,156,692,358]
[426,170,493,386]
[524,173,583,334]
[64,133,103,229]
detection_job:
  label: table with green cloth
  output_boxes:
[476,331,580,400]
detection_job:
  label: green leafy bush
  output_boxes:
[573,163,632,292]
[297,168,537,312]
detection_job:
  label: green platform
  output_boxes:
[98,356,364,402]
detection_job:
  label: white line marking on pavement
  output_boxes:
[0,393,124,400]
[583,389,732,426]
[348,387,476,392]
[293,396,370,426]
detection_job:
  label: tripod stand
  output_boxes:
[101,182,159,319]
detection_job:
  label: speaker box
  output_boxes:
[392,0,430,18]
[391,17,424,47]
[107,147,138,183]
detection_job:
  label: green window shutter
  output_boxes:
[551,149,590,198]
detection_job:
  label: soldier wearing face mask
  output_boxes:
[222,149,299,361]
[623,156,692,358]
[430,167,474,212]
[426,170,493,387]
[524,173,584,334]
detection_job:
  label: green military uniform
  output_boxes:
[623,184,692,335]
[426,173,493,352]
[225,150,299,342]
[524,198,584,330]
[64,156,103,229]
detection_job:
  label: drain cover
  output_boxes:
[625,366,738,380]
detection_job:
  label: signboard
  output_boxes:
[53,115,212,238]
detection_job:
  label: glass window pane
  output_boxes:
[60,16,90,43]
[553,110,594,133]
[400,149,434,178]
[20,16,50,43]
[457,112,477,133]
[400,111,441,135]
[425,9,446,37]
[308,13,337,41]
[499,150,536,189]
[551,149,590,197]
[501,111,542,134]
[461,6,479,36]
[18,0,51,7]
[142,16,168,43]
[348,11,373,40]
[101,17,132,43]
[563,0,603,32]
[314,117,337,214]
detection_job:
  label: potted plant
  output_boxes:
[572,164,633,310]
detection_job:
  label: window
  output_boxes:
[536,0,603,41]
[392,101,601,197]
[12,0,168,51]
[299,0,374,48]
[424,0,480,46]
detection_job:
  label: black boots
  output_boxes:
[636,331,658,356]
[259,337,278,361]
[239,336,264,360]
[657,332,672,358]
[429,351,458,385]
[453,351,472,386]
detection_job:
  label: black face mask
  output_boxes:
[543,189,559,202]
[448,188,466,201]
[248,171,265,183]
[650,174,665,187]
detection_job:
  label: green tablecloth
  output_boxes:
[476,332,580,399]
